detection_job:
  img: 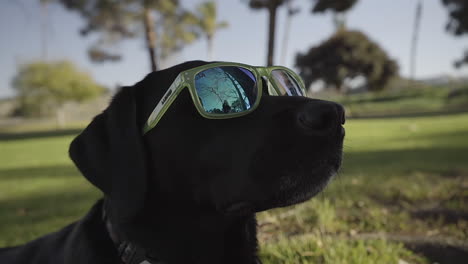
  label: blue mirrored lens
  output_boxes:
[195,66,257,114]
[271,69,304,96]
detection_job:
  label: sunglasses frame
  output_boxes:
[143,62,306,134]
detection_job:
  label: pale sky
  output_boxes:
[0,0,467,98]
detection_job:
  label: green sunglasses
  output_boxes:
[143,62,306,134]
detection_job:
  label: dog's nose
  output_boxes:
[296,100,345,134]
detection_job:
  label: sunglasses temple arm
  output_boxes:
[142,74,183,134]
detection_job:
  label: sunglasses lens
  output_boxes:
[271,69,304,96]
[195,66,257,114]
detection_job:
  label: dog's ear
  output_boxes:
[69,86,146,224]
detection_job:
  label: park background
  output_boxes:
[0,0,467,263]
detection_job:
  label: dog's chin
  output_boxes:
[254,160,340,213]
[219,154,342,216]
[219,169,334,216]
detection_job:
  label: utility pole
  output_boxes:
[40,1,49,60]
[280,0,299,65]
[409,0,423,83]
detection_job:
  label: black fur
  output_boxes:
[0,61,345,264]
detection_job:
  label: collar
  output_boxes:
[102,206,166,264]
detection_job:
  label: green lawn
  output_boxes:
[1,113,467,263]
[0,130,100,246]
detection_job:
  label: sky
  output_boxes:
[0,0,467,98]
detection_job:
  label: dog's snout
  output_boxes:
[297,101,345,134]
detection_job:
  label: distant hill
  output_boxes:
[419,75,468,86]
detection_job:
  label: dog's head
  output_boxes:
[70,60,344,225]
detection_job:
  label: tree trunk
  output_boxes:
[143,8,158,72]
[56,106,66,128]
[207,35,214,61]
[267,5,278,66]
[332,12,346,31]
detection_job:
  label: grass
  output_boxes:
[0,129,100,246]
[1,113,468,263]
[260,235,427,264]
[258,113,468,263]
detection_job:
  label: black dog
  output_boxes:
[0,61,345,264]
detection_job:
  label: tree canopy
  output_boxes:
[50,0,198,71]
[295,30,399,92]
[12,60,105,117]
[311,0,358,13]
[441,0,468,67]
[311,0,358,30]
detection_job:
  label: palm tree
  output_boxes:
[247,0,287,66]
[196,1,228,60]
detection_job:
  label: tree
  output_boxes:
[295,30,399,93]
[12,60,105,125]
[441,0,468,67]
[246,0,288,66]
[195,1,228,60]
[51,0,198,72]
[311,0,358,30]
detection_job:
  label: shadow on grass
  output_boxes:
[0,128,83,141]
[407,242,468,264]
[0,164,81,181]
[0,184,100,246]
[355,234,468,264]
[0,186,98,224]
[411,208,468,224]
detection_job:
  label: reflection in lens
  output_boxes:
[271,69,304,96]
[195,67,257,114]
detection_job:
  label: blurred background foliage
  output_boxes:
[296,29,399,93]
[441,0,468,67]
[1,0,468,263]
[11,60,106,126]
[42,0,227,71]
